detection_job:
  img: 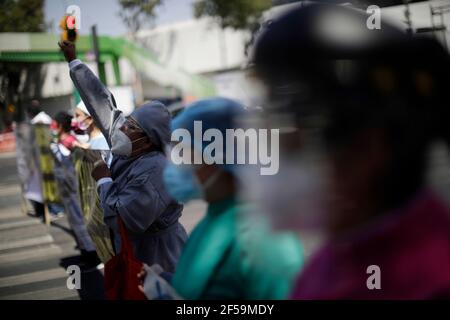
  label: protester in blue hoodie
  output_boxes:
[59,41,187,272]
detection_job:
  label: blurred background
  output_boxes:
[1,0,450,139]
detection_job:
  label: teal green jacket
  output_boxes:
[172,197,304,300]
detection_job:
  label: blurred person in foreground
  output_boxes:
[138,98,304,300]
[250,3,450,299]
[59,41,187,272]
[51,111,102,270]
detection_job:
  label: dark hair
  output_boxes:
[26,102,42,118]
[54,112,73,133]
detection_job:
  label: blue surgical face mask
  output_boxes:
[163,163,203,204]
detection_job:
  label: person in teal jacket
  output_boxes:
[172,198,303,299]
[139,98,304,300]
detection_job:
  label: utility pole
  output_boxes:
[91,25,107,84]
[404,0,413,35]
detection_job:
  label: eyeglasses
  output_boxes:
[123,116,144,133]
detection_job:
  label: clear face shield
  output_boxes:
[239,76,332,234]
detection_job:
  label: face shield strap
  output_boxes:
[201,168,223,192]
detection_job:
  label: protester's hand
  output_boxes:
[58,40,77,63]
[49,142,59,155]
[91,160,111,181]
[137,264,181,300]
[137,265,147,293]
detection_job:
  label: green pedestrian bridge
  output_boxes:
[0,33,216,99]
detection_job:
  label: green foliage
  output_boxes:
[193,0,272,30]
[0,0,45,32]
[119,0,163,34]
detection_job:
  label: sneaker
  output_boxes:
[80,262,104,273]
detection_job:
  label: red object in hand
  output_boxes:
[60,134,77,150]
[104,216,147,300]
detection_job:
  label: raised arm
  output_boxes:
[59,41,121,147]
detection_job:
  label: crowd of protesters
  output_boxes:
[15,3,450,299]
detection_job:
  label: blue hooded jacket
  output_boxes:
[70,61,187,272]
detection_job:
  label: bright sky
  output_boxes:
[44,0,195,36]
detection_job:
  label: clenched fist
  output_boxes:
[58,40,77,63]
[91,160,111,181]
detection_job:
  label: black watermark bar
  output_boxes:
[1,300,448,319]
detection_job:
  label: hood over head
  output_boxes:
[131,101,171,149]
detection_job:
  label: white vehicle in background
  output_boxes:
[108,86,136,116]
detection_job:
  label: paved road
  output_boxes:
[0,152,80,300]
[0,151,205,300]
